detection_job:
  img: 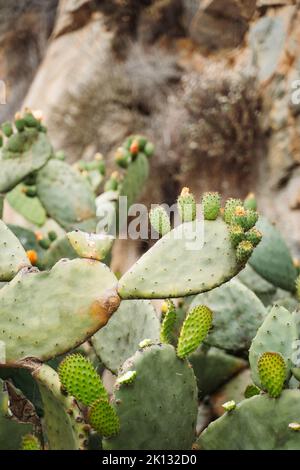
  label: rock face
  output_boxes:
[1,0,300,262]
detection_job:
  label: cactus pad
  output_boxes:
[149,206,171,236]
[6,184,47,226]
[36,159,97,231]
[88,398,120,438]
[0,258,119,364]
[58,354,108,406]
[177,306,213,359]
[118,218,242,299]
[160,300,177,345]
[202,192,221,221]
[190,279,267,352]
[21,434,41,450]
[198,390,300,450]
[32,365,88,450]
[92,300,160,373]
[67,230,114,261]
[0,220,30,281]
[177,187,196,222]
[258,352,286,398]
[103,344,198,450]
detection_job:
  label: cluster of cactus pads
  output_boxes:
[0,111,300,450]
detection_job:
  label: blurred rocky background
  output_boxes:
[1,0,300,270]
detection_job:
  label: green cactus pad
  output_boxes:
[245,227,262,247]
[32,365,88,450]
[244,384,260,399]
[67,230,114,261]
[6,184,47,226]
[237,264,277,306]
[116,370,137,385]
[190,279,267,352]
[36,159,97,231]
[58,353,108,406]
[160,300,177,345]
[149,206,171,236]
[92,300,160,373]
[88,398,120,438]
[21,434,41,450]
[189,346,247,399]
[236,240,253,264]
[177,306,213,359]
[249,305,297,389]
[229,224,245,247]
[177,187,196,222]
[197,390,300,450]
[258,352,286,398]
[118,218,242,299]
[40,235,77,270]
[0,220,30,281]
[0,258,119,364]
[0,130,52,193]
[249,217,297,292]
[103,344,198,450]
[202,192,221,221]
[223,198,243,224]
[119,153,149,208]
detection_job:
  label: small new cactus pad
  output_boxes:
[102,344,198,450]
[149,206,171,236]
[202,192,221,220]
[177,305,213,359]
[67,230,114,261]
[6,184,46,226]
[160,300,177,345]
[245,227,262,247]
[92,300,160,373]
[229,224,245,247]
[258,352,286,398]
[88,398,120,438]
[177,187,196,222]
[189,346,247,399]
[32,365,88,450]
[58,354,108,406]
[244,384,260,399]
[244,192,257,211]
[0,381,34,450]
[249,217,297,292]
[118,218,241,299]
[0,220,30,281]
[249,305,297,389]
[116,371,137,385]
[21,434,41,451]
[222,400,236,412]
[197,390,300,450]
[190,279,267,352]
[0,129,52,193]
[0,259,119,364]
[236,240,253,264]
[223,198,243,224]
[36,159,97,231]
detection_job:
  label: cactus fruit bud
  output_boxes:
[21,434,41,451]
[139,338,154,349]
[236,240,253,264]
[149,206,171,236]
[231,206,247,228]
[58,354,108,406]
[160,300,177,345]
[244,192,257,211]
[26,250,38,265]
[223,198,243,224]
[115,147,131,169]
[1,121,13,137]
[15,117,25,132]
[35,231,43,241]
[116,370,137,385]
[244,210,259,231]
[245,227,262,247]
[88,398,120,438]
[222,400,236,412]
[177,187,196,223]
[288,423,300,431]
[48,230,58,242]
[229,224,245,247]
[129,139,139,156]
[202,192,221,220]
[104,171,120,192]
[23,112,40,128]
[24,186,37,198]
[244,384,260,399]
[177,305,213,359]
[258,352,286,398]
[144,142,154,158]
[38,238,51,250]
[32,110,43,121]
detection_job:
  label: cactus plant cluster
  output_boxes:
[0,111,300,450]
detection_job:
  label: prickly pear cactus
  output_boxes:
[103,344,198,450]
[67,230,114,261]
[0,220,30,281]
[6,183,47,226]
[0,259,119,364]
[92,300,160,373]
